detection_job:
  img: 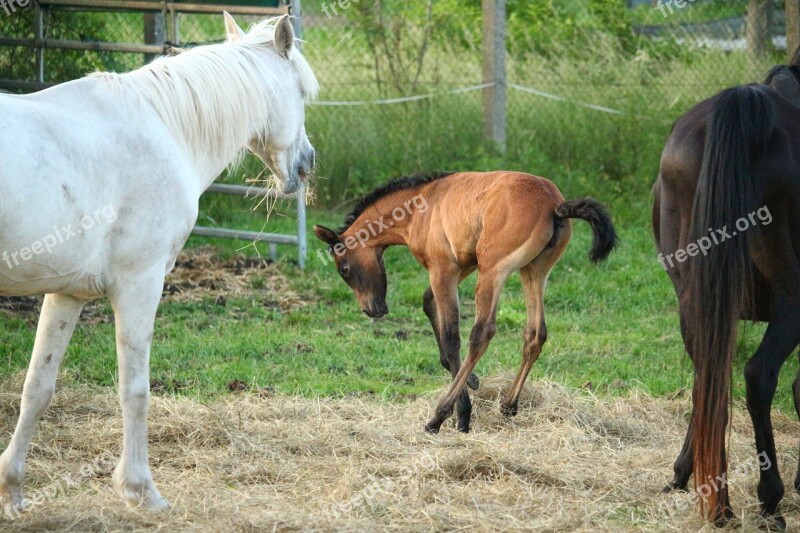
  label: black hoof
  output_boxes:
[758,510,786,531]
[457,421,470,433]
[424,421,440,434]
[500,403,518,417]
[661,482,689,494]
[467,373,479,390]
[713,506,736,528]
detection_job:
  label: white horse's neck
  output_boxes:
[99,42,286,190]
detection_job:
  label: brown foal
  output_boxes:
[314,171,617,433]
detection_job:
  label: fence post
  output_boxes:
[34,4,43,84]
[482,0,506,153]
[144,12,166,63]
[290,0,303,41]
[297,182,307,268]
[290,0,307,269]
[787,0,800,61]
[747,0,772,58]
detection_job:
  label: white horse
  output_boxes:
[0,13,317,511]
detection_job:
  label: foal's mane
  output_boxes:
[92,17,318,164]
[339,171,454,232]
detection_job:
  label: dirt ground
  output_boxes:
[0,374,798,532]
[0,246,305,323]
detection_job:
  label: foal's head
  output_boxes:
[224,13,318,194]
[313,225,389,319]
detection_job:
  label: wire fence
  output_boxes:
[0,1,791,202]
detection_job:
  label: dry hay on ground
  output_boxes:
[1,375,799,532]
[0,246,305,322]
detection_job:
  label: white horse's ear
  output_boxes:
[223,12,244,42]
[274,15,294,58]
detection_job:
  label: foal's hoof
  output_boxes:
[424,421,441,434]
[467,373,480,390]
[500,403,518,417]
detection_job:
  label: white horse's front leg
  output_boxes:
[108,272,168,510]
[0,294,86,514]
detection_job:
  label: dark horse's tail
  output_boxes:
[689,85,774,523]
[556,199,617,262]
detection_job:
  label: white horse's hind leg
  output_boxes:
[108,271,169,510]
[0,294,86,514]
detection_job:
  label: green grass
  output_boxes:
[1,175,797,415]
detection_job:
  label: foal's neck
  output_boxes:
[343,189,430,249]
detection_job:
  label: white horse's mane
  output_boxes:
[92,17,318,165]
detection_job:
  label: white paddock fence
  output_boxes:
[193,183,307,268]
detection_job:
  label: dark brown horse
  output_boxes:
[653,51,800,527]
[315,171,616,433]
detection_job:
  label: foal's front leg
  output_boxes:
[0,294,86,514]
[108,271,169,509]
[424,271,472,432]
[423,286,478,391]
[426,268,509,433]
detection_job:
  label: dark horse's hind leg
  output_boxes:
[664,412,694,493]
[744,300,800,527]
[664,306,697,493]
[423,287,479,391]
[423,285,472,432]
[793,352,800,492]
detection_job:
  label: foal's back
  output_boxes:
[414,171,568,269]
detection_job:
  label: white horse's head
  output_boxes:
[224,13,318,194]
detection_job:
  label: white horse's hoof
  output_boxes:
[113,469,170,511]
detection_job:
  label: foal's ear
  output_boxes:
[274,15,295,58]
[223,12,245,42]
[313,225,340,246]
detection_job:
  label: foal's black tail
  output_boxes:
[556,198,617,262]
[688,85,774,523]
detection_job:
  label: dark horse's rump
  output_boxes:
[654,61,800,527]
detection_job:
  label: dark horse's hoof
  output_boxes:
[661,482,689,494]
[713,506,736,529]
[500,403,518,417]
[467,373,480,390]
[757,511,786,531]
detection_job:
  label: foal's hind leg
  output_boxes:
[108,270,169,509]
[0,294,86,514]
[423,285,478,391]
[501,263,548,417]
